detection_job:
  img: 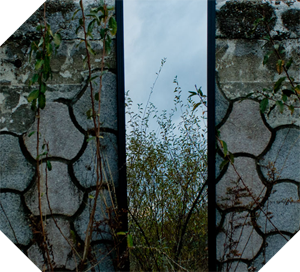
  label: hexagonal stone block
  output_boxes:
[24,161,84,216]
[251,234,290,272]
[0,192,32,245]
[27,217,76,270]
[260,128,300,182]
[216,157,266,209]
[217,211,263,261]
[0,134,34,191]
[74,190,113,242]
[73,72,117,131]
[23,102,84,160]
[219,100,271,156]
[73,132,118,188]
[256,182,300,234]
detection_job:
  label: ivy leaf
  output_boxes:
[30,74,39,85]
[105,40,111,55]
[40,82,46,93]
[53,33,62,48]
[282,94,287,102]
[86,136,96,142]
[260,98,269,112]
[28,131,35,137]
[282,89,295,97]
[38,37,44,47]
[35,59,44,70]
[127,234,133,248]
[274,77,286,93]
[27,89,40,102]
[109,17,117,36]
[46,160,52,171]
[87,44,96,56]
[87,19,96,36]
[286,57,293,70]
[219,158,229,170]
[293,85,300,96]
[276,59,284,74]
[95,92,99,101]
[220,140,228,157]
[38,93,46,109]
[263,51,273,65]
[276,100,284,113]
[72,9,81,20]
[86,108,93,119]
[288,105,295,115]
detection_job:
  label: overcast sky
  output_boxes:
[124,0,207,130]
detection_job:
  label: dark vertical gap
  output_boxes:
[115,0,129,271]
[208,0,216,271]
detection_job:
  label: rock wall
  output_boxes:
[215,0,300,271]
[0,0,122,271]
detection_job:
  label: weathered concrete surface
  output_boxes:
[257,182,300,234]
[217,157,267,209]
[219,100,271,156]
[24,161,84,216]
[260,128,300,182]
[27,217,76,270]
[73,71,118,131]
[73,132,119,188]
[0,192,32,245]
[74,190,113,242]
[0,134,34,191]
[24,102,84,160]
[216,211,263,261]
[251,234,290,272]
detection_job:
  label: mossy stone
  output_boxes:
[217,2,276,39]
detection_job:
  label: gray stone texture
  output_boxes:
[73,132,119,188]
[73,71,118,131]
[215,83,230,126]
[217,157,266,209]
[24,161,84,216]
[86,243,115,272]
[27,217,77,270]
[74,190,114,242]
[260,128,300,182]
[219,100,271,156]
[0,192,32,245]
[256,182,300,234]
[216,211,263,262]
[0,86,35,134]
[23,102,84,160]
[0,134,34,191]
[252,234,290,272]
[221,261,249,272]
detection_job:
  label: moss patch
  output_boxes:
[282,9,300,35]
[217,2,276,39]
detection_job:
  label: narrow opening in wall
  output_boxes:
[124,1,208,270]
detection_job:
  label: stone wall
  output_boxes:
[0,0,122,271]
[215,0,300,271]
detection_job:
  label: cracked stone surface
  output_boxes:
[260,128,300,182]
[219,100,271,156]
[73,72,118,131]
[73,132,119,188]
[23,102,84,160]
[0,134,34,191]
[256,182,300,234]
[74,190,113,242]
[0,192,32,245]
[252,234,290,272]
[217,211,263,261]
[28,217,76,270]
[216,84,230,126]
[0,86,35,134]
[216,157,267,209]
[24,161,84,216]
